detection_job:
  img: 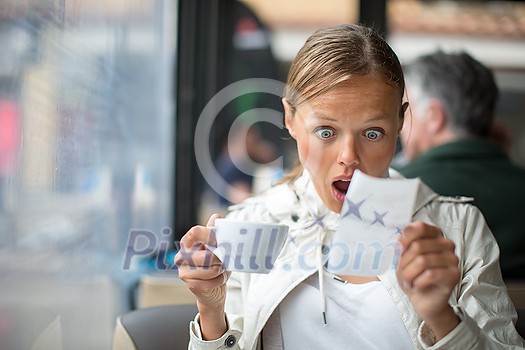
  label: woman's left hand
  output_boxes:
[397,221,461,340]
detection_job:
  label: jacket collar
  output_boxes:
[292,170,340,229]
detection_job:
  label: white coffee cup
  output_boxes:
[206,218,289,274]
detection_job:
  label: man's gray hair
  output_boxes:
[404,51,499,137]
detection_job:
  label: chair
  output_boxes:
[112,304,198,350]
[114,273,198,349]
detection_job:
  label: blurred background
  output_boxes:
[0,0,524,348]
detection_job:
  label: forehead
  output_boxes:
[302,74,402,116]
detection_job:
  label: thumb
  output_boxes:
[206,213,223,246]
[206,213,223,228]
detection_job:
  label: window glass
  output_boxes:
[0,1,175,348]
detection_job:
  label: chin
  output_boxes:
[325,199,343,213]
[333,204,343,213]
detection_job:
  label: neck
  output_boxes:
[428,129,465,149]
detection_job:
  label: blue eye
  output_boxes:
[315,128,335,140]
[364,129,384,140]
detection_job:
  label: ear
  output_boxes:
[427,100,447,134]
[398,101,409,134]
[282,98,297,139]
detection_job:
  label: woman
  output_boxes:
[175,24,524,349]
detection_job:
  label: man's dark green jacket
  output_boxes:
[398,138,525,280]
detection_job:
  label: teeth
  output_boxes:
[341,179,350,182]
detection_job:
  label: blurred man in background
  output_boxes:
[398,51,525,280]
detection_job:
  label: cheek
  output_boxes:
[296,137,327,170]
[361,141,397,174]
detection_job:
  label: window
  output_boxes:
[0,1,176,348]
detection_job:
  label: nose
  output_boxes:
[337,137,360,167]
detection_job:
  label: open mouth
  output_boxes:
[332,179,350,203]
[334,180,350,194]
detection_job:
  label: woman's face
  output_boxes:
[284,74,405,213]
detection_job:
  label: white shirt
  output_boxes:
[272,270,415,350]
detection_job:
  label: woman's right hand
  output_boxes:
[174,213,230,340]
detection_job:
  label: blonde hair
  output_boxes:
[280,24,405,184]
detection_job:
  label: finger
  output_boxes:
[399,221,443,251]
[398,239,456,270]
[178,264,225,282]
[180,225,215,249]
[223,270,232,284]
[185,272,230,295]
[174,247,221,268]
[205,213,223,246]
[206,213,223,228]
[411,267,461,291]
[399,252,459,285]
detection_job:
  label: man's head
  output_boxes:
[400,51,499,161]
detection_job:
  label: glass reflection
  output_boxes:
[0,1,175,348]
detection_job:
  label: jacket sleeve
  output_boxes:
[418,204,525,349]
[188,313,242,350]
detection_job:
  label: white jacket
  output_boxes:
[189,170,525,349]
